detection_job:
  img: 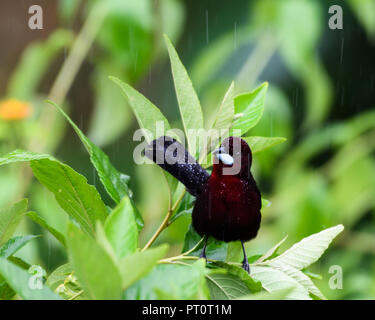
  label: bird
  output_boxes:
[145,135,262,273]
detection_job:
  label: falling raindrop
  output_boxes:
[340,37,344,64]
[205,10,209,44]
[234,21,237,50]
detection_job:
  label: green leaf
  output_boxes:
[0,150,52,165]
[251,265,311,300]
[211,82,235,131]
[206,271,253,300]
[0,258,61,300]
[66,223,123,300]
[46,263,72,291]
[211,261,262,293]
[95,222,117,262]
[0,235,38,258]
[268,263,325,300]
[119,244,169,290]
[265,224,344,270]
[46,263,87,300]
[104,197,138,259]
[109,76,171,144]
[169,192,194,223]
[226,241,243,263]
[31,160,108,237]
[243,136,287,154]
[0,199,28,246]
[232,82,268,135]
[48,101,144,231]
[255,236,288,264]
[0,150,107,237]
[164,34,204,154]
[0,277,15,300]
[238,287,294,300]
[123,259,208,300]
[26,212,66,247]
[253,226,344,300]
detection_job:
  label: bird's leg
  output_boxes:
[241,241,250,274]
[200,236,208,261]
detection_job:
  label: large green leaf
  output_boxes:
[251,263,325,300]
[26,211,66,247]
[206,271,256,300]
[232,83,268,135]
[164,34,204,154]
[0,258,61,300]
[251,265,310,300]
[119,244,169,290]
[268,263,325,300]
[243,136,286,154]
[110,76,171,144]
[123,259,208,300]
[0,150,107,237]
[66,224,123,300]
[48,101,144,231]
[252,225,344,299]
[211,82,235,131]
[266,224,344,270]
[104,197,138,259]
[0,199,28,246]
[0,235,38,258]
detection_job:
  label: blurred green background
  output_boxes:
[0,0,374,299]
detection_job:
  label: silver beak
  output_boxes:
[212,147,234,166]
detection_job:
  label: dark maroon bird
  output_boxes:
[145,136,261,273]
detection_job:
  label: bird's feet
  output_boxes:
[200,236,208,262]
[242,258,250,274]
[200,250,207,262]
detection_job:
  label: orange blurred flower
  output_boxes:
[0,99,32,120]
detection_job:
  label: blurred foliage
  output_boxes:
[0,0,374,299]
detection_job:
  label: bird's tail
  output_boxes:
[145,136,209,197]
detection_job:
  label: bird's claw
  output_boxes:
[200,251,207,262]
[242,259,250,274]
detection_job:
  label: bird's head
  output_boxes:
[212,136,252,178]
